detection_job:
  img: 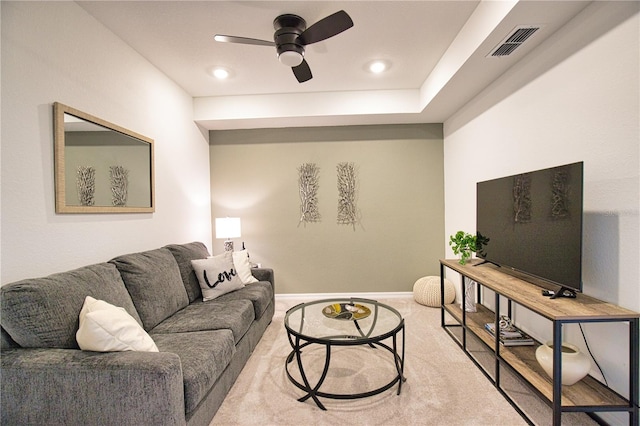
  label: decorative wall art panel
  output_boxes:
[298,162,320,225]
[337,162,358,227]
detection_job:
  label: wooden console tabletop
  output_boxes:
[440,258,639,322]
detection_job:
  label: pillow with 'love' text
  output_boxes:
[191,251,244,301]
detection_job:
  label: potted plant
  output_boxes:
[449,231,477,265]
[449,230,488,312]
[449,231,490,265]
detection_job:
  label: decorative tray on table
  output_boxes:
[322,303,371,321]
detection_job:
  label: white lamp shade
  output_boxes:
[215,217,241,239]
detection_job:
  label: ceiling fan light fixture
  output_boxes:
[278,50,304,67]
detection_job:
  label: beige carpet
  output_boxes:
[210,297,593,426]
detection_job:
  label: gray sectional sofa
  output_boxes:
[0,242,275,425]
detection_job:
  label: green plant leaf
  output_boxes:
[449,230,477,264]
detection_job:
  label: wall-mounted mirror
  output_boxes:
[54,102,155,213]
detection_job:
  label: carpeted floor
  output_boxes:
[210,296,595,426]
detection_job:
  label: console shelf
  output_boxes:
[440,259,639,426]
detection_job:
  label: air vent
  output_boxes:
[488,26,541,57]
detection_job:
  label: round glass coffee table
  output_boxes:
[284,298,405,410]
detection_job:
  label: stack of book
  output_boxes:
[484,322,534,346]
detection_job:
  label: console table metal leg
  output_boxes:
[440,263,446,327]
[494,293,501,388]
[552,321,563,426]
[630,318,639,426]
[462,277,467,350]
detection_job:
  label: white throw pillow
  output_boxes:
[232,250,259,284]
[76,296,159,352]
[191,251,244,301]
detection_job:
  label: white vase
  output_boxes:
[463,277,477,312]
[535,341,591,386]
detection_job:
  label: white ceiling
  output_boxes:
[78,1,591,130]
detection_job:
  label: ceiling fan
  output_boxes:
[214,10,353,83]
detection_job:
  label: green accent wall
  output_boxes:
[210,124,444,294]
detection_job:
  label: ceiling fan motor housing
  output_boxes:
[273,14,306,66]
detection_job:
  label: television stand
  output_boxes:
[440,258,639,426]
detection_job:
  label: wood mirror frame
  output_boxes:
[53,102,155,213]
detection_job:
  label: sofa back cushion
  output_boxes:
[110,248,188,330]
[0,263,140,349]
[164,242,210,303]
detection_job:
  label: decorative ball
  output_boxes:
[413,276,455,307]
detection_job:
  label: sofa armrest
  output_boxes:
[1,348,185,426]
[251,267,274,288]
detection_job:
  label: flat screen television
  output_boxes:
[476,162,583,297]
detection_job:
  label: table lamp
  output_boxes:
[215,217,241,251]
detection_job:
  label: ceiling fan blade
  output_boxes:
[297,10,353,45]
[214,34,275,47]
[292,59,312,83]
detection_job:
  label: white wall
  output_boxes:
[1,1,212,284]
[444,2,639,424]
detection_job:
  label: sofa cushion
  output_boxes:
[76,296,159,352]
[0,263,141,349]
[151,330,235,414]
[110,248,189,331]
[164,242,210,303]
[215,282,273,319]
[191,252,244,301]
[151,299,254,344]
[250,268,274,286]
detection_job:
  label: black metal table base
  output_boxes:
[284,326,406,410]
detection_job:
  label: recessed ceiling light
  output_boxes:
[210,67,231,80]
[368,60,390,74]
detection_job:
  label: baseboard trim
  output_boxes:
[275,291,413,301]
